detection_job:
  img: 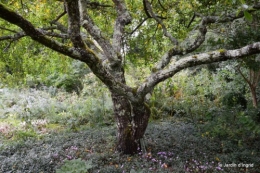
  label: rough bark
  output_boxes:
[112,92,150,154]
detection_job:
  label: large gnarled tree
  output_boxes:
[1,0,260,154]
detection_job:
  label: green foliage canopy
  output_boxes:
[1,0,259,86]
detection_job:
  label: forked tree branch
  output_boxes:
[0,2,137,102]
[138,42,260,98]
[0,32,25,41]
[154,6,256,72]
[237,65,252,86]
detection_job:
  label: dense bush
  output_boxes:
[222,92,247,109]
[54,74,83,94]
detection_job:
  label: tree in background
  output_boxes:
[227,17,260,108]
[1,0,260,154]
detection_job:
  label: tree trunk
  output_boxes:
[111,93,150,154]
[249,85,258,108]
[237,68,259,108]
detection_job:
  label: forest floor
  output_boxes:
[0,119,259,173]
[0,88,259,173]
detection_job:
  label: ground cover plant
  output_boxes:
[0,120,259,173]
[1,108,259,172]
[0,66,260,172]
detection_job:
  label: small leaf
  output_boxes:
[244,11,253,22]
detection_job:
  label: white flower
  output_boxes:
[242,4,249,9]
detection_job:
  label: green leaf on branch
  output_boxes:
[244,11,253,22]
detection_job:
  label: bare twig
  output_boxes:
[51,10,67,23]
[158,0,166,11]
[128,17,149,35]
[0,26,18,33]
[187,12,196,28]
[0,26,69,42]
[0,32,25,41]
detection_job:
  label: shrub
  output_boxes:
[222,92,247,109]
[54,74,83,95]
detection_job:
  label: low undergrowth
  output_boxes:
[0,120,259,173]
[0,85,259,173]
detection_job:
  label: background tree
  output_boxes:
[227,17,260,108]
[1,0,260,154]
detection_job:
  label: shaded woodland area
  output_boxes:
[0,0,260,172]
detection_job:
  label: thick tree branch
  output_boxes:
[143,0,152,18]
[179,9,247,55]
[138,42,260,98]
[0,26,69,50]
[197,13,242,24]
[154,24,207,71]
[79,0,115,61]
[65,0,85,49]
[154,47,182,71]
[112,0,132,53]
[154,7,252,72]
